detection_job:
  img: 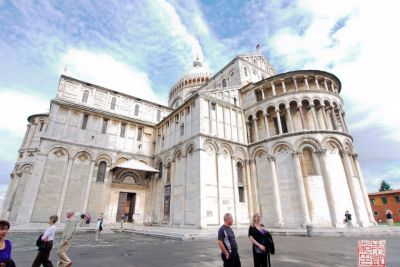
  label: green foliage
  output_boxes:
[379,180,392,192]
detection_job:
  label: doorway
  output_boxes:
[116,192,136,222]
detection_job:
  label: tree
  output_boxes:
[379,180,392,192]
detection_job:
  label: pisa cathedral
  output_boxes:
[1,47,376,228]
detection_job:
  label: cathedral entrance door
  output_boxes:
[116,192,136,223]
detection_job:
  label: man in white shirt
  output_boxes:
[32,215,58,267]
[57,211,76,267]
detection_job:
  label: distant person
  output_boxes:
[57,211,76,267]
[217,213,241,267]
[95,216,103,241]
[386,210,394,227]
[120,213,126,229]
[0,220,15,267]
[248,213,274,267]
[85,214,91,226]
[32,215,58,267]
[344,210,353,230]
[79,213,85,228]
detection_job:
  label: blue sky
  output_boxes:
[0,0,399,201]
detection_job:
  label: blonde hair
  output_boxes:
[251,213,261,227]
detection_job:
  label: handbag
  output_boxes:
[35,234,47,251]
[254,244,266,254]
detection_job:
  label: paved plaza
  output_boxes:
[9,231,400,266]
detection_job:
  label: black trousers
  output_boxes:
[221,252,241,267]
[32,241,53,267]
[253,251,271,267]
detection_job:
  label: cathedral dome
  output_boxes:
[168,57,212,108]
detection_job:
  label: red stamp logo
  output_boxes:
[358,240,386,267]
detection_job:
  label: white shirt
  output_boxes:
[42,225,56,241]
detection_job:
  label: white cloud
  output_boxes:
[60,48,165,104]
[0,90,49,136]
[151,0,205,62]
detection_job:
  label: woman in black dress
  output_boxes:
[248,213,272,267]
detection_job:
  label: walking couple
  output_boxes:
[32,211,76,267]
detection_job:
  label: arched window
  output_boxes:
[158,162,163,179]
[157,110,161,121]
[39,121,44,132]
[236,162,245,202]
[236,162,244,184]
[96,161,107,182]
[255,89,263,101]
[82,90,89,103]
[134,104,140,116]
[222,79,227,88]
[110,97,116,110]
[244,67,248,77]
[166,163,171,184]
[301,148,317,176]
[233,97,237,105]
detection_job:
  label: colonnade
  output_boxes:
[246,99,348,143]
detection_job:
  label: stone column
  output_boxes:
[292,152,311,226]
[253,118,259,141]
[208,100,212,135]
[318,150,341,227]
[263,113,270,138]
[315,77,320,90]
[324,79,329,92]
[250,160,261,213]
[304,76,310,90]
[286,106,294,132]
[353,155,377,225]
[329,108,338,130]
[340,110,349,133]
[321,105,329,129]
[82,160,96,213]
[310,105,320,130]
[181,155,187,226]
[281,80,286,93]
[230,156,239,228]
[341,151,364,226]
[268,156,283,227]
[293,77,299,91]
[57,157,74,219]
[261,88,265,100]
[236,111,240,142]
[271,82,276,96]
[246,121,251,143]
[275,110,283,134]
[331,82,335,93]
[244,160,255,217]
[298,105,306,130]
[215,103,219,137]
[169,160,176,225]
[228,108,233,140]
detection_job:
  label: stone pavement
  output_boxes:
[8,231,400,267]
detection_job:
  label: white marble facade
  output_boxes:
[2,49,376,228]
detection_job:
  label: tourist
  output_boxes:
[217,213,241,267]
[85,213,91,226]
[386,210,394,227]
[57,211,76,267]
[95,216,103,241]
[344,210,353,230]
[0,220,15,267]
[32,215,58,267]
[79,213,85,228]
[248,213,273,267]
[120,213,126,229]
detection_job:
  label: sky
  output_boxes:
[0,0,399,202]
